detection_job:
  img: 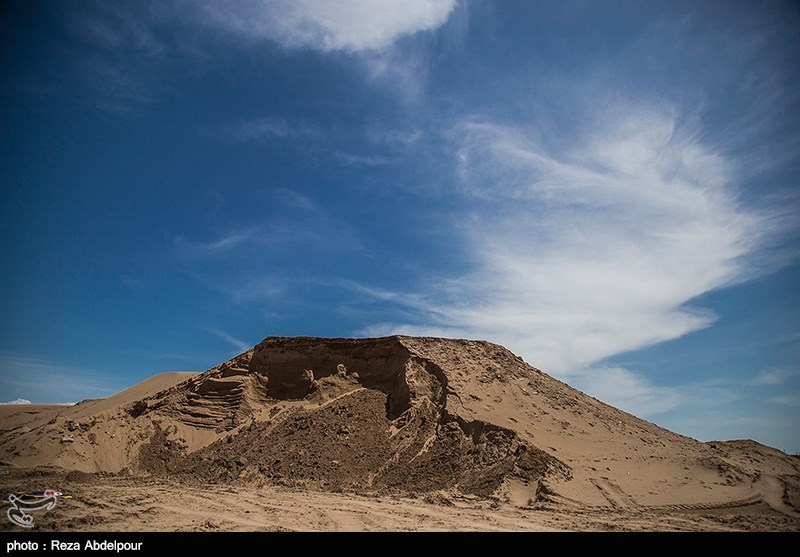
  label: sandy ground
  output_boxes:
[1,469,797,532]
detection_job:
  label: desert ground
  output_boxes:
[2,336,798,532]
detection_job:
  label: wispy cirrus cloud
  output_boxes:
[353,104,794,434]
[61,1,182,115]
[195,0,457,52]
[754,368,800,386]
[174,228,259,257]
[769,395,800,407]
[214,118,417,165]
[222,117,323,143]
[273,189,320,212]
[60,0,457,115]
[73,0,457,55]
[174,212,368,265]
[335,152,395,167]
[366,105,779,375]
[366,127,423,147]
[195,0,461,100]
[220,276,286,304]
[69,1,169,55]
[565,367,746,419]
[170,197,373,311]
[206,328,251,353]
[570,366,684,416]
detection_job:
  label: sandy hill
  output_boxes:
[1,336,798,518]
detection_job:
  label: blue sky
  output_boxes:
[1,1,798,453]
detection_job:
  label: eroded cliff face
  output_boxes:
[161,336,569,496]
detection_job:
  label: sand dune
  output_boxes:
[1,337,797,531]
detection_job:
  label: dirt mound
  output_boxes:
[178,384,567,497]
[141,337,570,496]
[1,336,798,517]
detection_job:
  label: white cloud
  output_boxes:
[70,1,168,54]
[568,368,746,423]
[569,367,683,417]
[769,394,800,407]
[366,106,778,375]
[197,0,457,52]
[360,42,433,99]
[207,328,251,353]
[273,189,319,212]
[174,228,259,256]
[224,117,323,143]
[0,399,32,405]
[335,153,395,167]
[754,368,800,386]
[366,127,423,146]
[64,1,458,114]
[222,276,286,304]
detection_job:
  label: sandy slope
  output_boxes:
[1,337,798,531]
[0,372,197,472]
